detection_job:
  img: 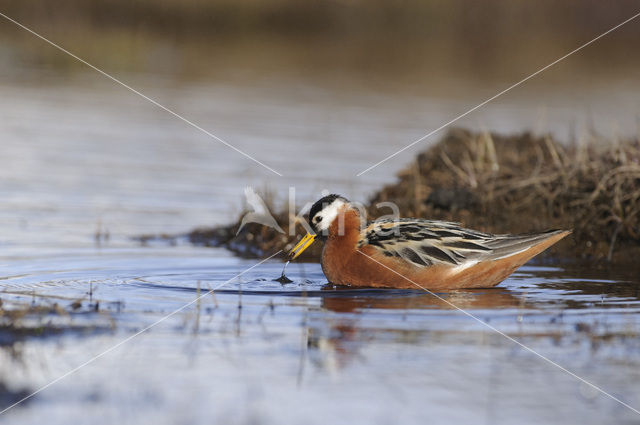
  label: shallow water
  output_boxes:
[1,243,640,425]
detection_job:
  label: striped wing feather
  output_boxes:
[360,218,562,267]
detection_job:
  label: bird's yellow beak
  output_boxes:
[287,232,316,260]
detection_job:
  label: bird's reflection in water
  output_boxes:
[304,286,525,371]
[319,286,525,312]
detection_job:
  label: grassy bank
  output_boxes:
[2,1,639,87]
[3,0,639,41]
[368,129,640,263]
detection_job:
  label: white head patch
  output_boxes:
[311,198,348,232]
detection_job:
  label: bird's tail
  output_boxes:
[484,229,571,262]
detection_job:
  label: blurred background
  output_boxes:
[1,0,639,245]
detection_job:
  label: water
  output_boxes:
[2,74,640,249]
[1,247,639,424]
[1,73,640,424]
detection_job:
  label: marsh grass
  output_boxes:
[0,295,113,347]
[370,129,640,264]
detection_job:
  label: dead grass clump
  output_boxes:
[369,128,640,263]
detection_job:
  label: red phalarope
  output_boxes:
[288,194,569,290]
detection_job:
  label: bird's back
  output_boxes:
[360,219,567,267]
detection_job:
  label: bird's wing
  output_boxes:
[359,218,562,267]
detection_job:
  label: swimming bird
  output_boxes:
[287,194,570,290]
